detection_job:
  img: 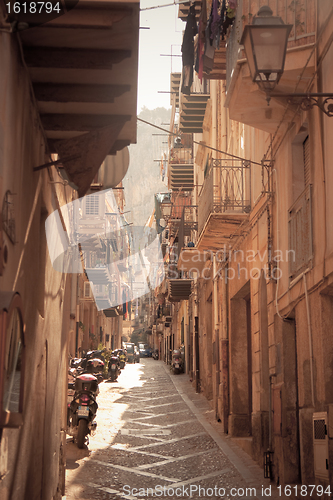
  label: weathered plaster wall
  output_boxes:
[0,30,72,500]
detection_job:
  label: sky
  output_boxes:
[137,0,184,112]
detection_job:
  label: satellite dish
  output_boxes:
[98,147,130,188]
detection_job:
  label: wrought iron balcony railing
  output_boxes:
[198,159,251,236]
[178,205,198,258]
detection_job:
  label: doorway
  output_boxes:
[229,281,252,436]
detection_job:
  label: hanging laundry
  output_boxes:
[203,25,215,74]
[209,0,221,45]
[181,4,198,94]
[195,0,207,81]
[220,0,226,40]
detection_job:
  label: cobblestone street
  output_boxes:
[64,359,281,500]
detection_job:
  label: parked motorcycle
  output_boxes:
[67,373,99,448]
[152,349,159,360]
[118,349,126,369]
[171,349,183,374]
[85,357,104,383]
[108,354,121,381]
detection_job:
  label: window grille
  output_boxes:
[313,412,329,479]
[314,419,326,440]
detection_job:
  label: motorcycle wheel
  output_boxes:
[77,419,88,449]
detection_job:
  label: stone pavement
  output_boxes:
[64,359,286,500]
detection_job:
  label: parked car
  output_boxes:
[124,342,135,363]
[138,343,152,357]
[134,346,140,363]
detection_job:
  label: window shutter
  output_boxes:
[85,194,99,215]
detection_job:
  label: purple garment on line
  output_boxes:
[210,0,221,42]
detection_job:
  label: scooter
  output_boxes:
[171,349,183,374]
[108,354,121,381]
[67,373,99,448]
[152,349,159,360]
[85,357,105,383]
[118,349,126,369]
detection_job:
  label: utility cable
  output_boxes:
[140,2,177,11]
[137,117,264,167]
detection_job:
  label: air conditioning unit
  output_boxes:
[84,282,93,299]
[165,316,172,323]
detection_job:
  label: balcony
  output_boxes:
[197,159,251,251]
[169,147,194,191]
[164,191,193,241]
[168,279,192,302]
[179,93,210,134]
[85,266,112,285]
[205,42,227,81]
[103,307,120,318]
[170,73,181,109]
[178,0,202,22]
[12,0,139,197]
[177,206,206,273]
[226,0,316,132]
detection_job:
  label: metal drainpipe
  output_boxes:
[213,255,219,416]
[269,373,275,451]
[70,271,78,357]
[221,262,229,432]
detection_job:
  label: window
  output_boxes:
[291,126,310,204]
[289,130,313,280]
[0,292,25,427]
[84,282,92,298]
[288,185,313,280]
[85,194,99,216]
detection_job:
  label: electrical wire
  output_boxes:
[137,117,264,167]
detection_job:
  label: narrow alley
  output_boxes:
[65,359,280,500]
[1,1,333,497]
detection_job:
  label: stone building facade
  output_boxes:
[158,0,333,490]
[0,1,139,498]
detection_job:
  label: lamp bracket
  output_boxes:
[268,92,333,117]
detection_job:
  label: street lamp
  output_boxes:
[241,6,292,93]
[241,5,333,116]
